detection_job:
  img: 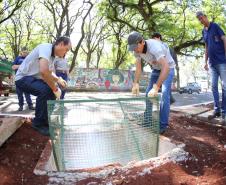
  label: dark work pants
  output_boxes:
[15,84,33,107]
[15,76,55,127]
[56,72,68,99]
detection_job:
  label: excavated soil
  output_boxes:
[1,112,226,185]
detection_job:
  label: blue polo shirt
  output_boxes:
[202,22,226,66]
[12,56,26,73]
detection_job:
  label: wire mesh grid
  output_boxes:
[48,96,159,171]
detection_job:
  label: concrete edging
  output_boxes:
[0,117,22,147]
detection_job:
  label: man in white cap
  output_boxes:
[127,31,175,134]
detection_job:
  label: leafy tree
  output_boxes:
[0,0,26,25]
[81,15,108,68]
[41,0,94,72]
[98,0,225,87]
[1,1,51,60]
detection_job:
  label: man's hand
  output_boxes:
[132,83,139,96]
[148,84,159,97]
[12,65,20,70]
[53,88,62,100]
[57,77,67,88]
[204,63,209,71]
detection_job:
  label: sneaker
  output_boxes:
[28,105,35,110]
[208,112,221,120]
[31,124,49,136]
[18,106,23,111]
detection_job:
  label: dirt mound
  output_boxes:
[1,113,226,185]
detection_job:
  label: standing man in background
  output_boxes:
[127,31,175,134]
[15,36,71,136]
[12,47,34,111]
[54,57,69,99]
[196,11,226,122]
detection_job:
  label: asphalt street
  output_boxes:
[0,91,214,115]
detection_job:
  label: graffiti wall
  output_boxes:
[68,68,150,92]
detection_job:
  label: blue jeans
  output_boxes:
[56,72,68,99]
[15,76,55,126]
[15,85,33,107]
[210,63,226,114]
[145,68,175,130]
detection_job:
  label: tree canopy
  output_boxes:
[0,0,225,79]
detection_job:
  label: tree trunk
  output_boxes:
[175,64,180,89]
[86,53,91,68]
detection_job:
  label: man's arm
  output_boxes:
[205,44,208,64]
[204,44,209,71]
[134,59,142,83]
[39,58,59,92]
[221,35,226,57]
[147,57,169,97]
[156,57,169,88]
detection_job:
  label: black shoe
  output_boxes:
[208,112,221,120]
[31,124,49,136]
[160,128,167,134]
[28,105,35,110]
[170,98,176,105]
[221,114,226,125]
[18,106,23,111]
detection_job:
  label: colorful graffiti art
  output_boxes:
[68,68,150,92]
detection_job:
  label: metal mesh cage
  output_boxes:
[48,96,160,171]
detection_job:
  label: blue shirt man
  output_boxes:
[202,22,226,65]
[13,56,26,72]
[196,11,226,122]
[12,47,34,111]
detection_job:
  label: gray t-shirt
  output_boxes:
[134,39,175,70]
[15,43,55,81]
[54,58,69,71]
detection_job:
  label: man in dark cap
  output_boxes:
[196,11,226,123]
[127,31,175,134]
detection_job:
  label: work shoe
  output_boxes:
[221,113,226,125]
[31,124,49,136]
[208,112,221,120]
[28,105,35,110]
[160,128,167,134]
[18,106,23,111]
[170,97,176,105]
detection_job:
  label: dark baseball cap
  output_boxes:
[127,31,143,51]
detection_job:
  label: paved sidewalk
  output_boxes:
[171,103,226,129]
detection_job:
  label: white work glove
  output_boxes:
[57,77,67,88]
[53,87,62,100]
[132,83,139,96]
[148,84,159,97]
